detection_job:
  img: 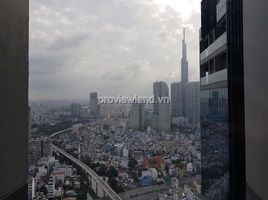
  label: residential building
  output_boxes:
[143,156,165,171]
[186,82,200,127]
[153,81,171,132]
[171,82,182,119]
[80,106,89,118]
[28,138,52,165]
[71,103,81,117]
[90,92,100,118]
[129,103,145,131]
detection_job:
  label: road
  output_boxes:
[119,175,201,200]
[52,144,121,200]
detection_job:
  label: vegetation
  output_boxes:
[128,157,138,169]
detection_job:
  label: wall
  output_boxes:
[243,0,268,199]
[0,0,29,199]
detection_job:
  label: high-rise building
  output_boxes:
[171,28,200,128]
[71,103,81,117]
[80,106,89,119]
[129,103,145,131]
[181,28,189,117]
[171,82,182,118]
[0,1,28,199]
[186,82,200,127]
[90,92,100,118]
[153,81,170,132]
[200,0,268,199]
[200,0,242,199]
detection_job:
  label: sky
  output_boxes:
[29,0,201,101]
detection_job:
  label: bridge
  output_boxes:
[52,144,121,200]
[50,128,73,138]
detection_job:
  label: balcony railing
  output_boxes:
[201,68,227,86]
[200,32,227,63]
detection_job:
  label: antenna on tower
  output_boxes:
[183,27,186,41]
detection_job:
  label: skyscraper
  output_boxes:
[153,81,170,132]
[181,27,189,117]
[129,103,145,131]
[171,82,182,118]
[71,103,81,117]
[171,28,200,128]
[90,92,100,118]
[200,0,242,199]
[200,0,268,199]
[186,82,200,127]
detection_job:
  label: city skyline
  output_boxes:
[29,0,201,101]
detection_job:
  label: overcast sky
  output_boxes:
[29,0,201,101]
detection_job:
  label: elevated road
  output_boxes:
[50,128,72,138]
[52,144,121,200]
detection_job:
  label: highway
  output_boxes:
[52,144,122,200]
[50,128,72,138]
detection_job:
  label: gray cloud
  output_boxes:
[29,0,201,100]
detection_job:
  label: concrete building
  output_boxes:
[186,82,200,127]
[0,0,29,199]
[129,103,145,131]
[200,0,268,199]
[47,175,55,199]
[153,81,171,132]
[80,106,89,118]
[90,92,100,118]
[171,82,182,119]
[181,28,189,117]
[28,138,52,165]
[71,103,81,117]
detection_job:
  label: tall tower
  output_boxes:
[129,103,145,131]
[153,81,170,132]
[181,28,189,117]
[90,92,100,118]
[181,27,189,84]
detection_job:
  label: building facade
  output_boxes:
[181,28,189,117]
[28,138,52,165]
[153,81,171,132]
[71,103,81,117]
[90,92,100,118]
[200,0,241,199]
[186,82,200,127]
[129,103,145,131]
[171,82,182,119]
